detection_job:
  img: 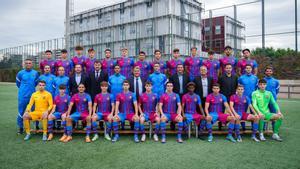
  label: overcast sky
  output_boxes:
[0,0,298,50]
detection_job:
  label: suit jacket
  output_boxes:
[128,76,146,98]
[87,70,108,100]
[69,73,88,96]
[169,73,190,95]
[194,76,213,100]
[218,74,238,100]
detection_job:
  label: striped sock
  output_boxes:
[47,120,54,134]
[252,123,258,137]
[160,122,166,137]
[62,121,67,135]
[199,120,206,133]
[177,122,183,138]
[140,124,145,134]
[228,123,235,136]
[134,122,140,135]
[112,122,119,135]
[92,121,98,134]
[86,125,91,136]
[235,124,240,137]
[206,123,212,136]
[155,123,160,134]
[106,122,112,134]
[66,126,72,136]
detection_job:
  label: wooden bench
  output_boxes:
[31,120,273,138]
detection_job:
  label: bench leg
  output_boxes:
[149,122,152,139]
[195,122,198,138]
[188,123,191,139]
[103,121,106,137]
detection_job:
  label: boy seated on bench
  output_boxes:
[23,80,53,141]
[252,79,284,142]
[64,83,92,143]
[158,82,183,143]
[112,80,140,143]
[138,81,161,142]
[229,85,263,142]
[181,82,208,136]
[90,81,115,142]
[47,84,70,141]
[204,83,236,143]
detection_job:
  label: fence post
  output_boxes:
[288,84,291,99]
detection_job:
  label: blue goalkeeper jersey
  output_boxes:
[238,73,258,99]
[264,76,280,100]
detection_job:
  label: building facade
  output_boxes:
[68,0,202,60]
[202,15,245,54]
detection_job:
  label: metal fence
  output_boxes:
[0,0,298,68]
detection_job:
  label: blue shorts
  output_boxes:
[210,112,218,124]
[53,112,63,119]
[70,112,89,122]
[185,113,202,125]
[118,113,135,122]
[96,112,103,120]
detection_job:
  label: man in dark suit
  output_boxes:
[169,63,190,98]
[69,64,88,96]
[194,66,213,107]
[87,60,108,101]
[128,66,145,100]
[218,63,238,101]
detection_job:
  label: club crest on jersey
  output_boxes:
[83,98,87,102]
[64,99,67,103]
[194,98,197,102]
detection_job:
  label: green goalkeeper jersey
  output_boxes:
[252,89,280,114]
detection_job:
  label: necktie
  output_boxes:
[136,77,140,99]
[96,71,99,79]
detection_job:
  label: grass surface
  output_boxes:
[0,83,299,169]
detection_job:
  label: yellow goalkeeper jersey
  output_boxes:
[26,91,53,112]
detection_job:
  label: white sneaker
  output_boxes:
[141,134,146,142]
[259,133,266,141]
[153,134,159,142]
[237,136,242,142]
[251,136,260,142]
[272,134,283,142]
[92,134,99,141]
[104,133,111,141]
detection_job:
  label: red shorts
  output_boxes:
[238,112,250,121]
[144,112,158,123]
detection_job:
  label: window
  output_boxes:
[120,26,125,40]
[120,3,125,14]
[215,25,221,35]
[130,25,136,35]
[146,22,153,36]
[105,31,111,42]
[146,4,153,17]
[146,1,152,7]
[184,22,189,37]
[105,15,111,26]
[215,40,221,47]
[130,8,135,17]
[204,26,210,34]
